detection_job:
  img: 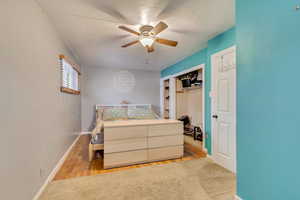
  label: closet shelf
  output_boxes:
[183,85,202,90]
[163,79,170,119]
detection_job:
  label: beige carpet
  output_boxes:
[39,158,236,200]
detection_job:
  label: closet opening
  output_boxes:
[161,64,205,155]
[176,68,204,152]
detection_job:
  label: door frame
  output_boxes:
[160,64,206,150]
[211,45,236,173]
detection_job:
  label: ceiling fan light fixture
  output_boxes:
[118,22,178,53]
[139,35,155,47]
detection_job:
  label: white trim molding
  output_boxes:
[207,154,213,160]
[33,134,81,200]
[161,64,205,81]
[160,79,164,116]
[235,195,243,200]
[168,77,176,119]
[203,148,213,160]
[81,131,92,135]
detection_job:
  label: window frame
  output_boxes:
[59,54,81,95]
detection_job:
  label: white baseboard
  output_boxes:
[33,134,81,200]
[203,148,213,159]
[235,195,243,200]
[203,148,212,159]
[81,131,91,135]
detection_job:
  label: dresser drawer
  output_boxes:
[148,123,183,137]
[104,138,147,153]
[104,150,147,169]
[105,126,148,141]
[148,146,183,161]
[148,135,184,149]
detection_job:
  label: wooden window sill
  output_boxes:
[61,87,80,95]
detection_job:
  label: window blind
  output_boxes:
[60,55,80,94]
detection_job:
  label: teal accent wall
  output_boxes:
[160,48,208,78]
[161,27,235,154]
[237,0,300,199]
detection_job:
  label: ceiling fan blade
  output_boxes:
[151,21,168,35]
[156,38,178,47]
[147,45,154,53]
[118,26,140,36]
[121,40,139,48]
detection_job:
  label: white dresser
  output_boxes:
[103,120,184,169]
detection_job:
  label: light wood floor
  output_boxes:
[184,135,203,148]
[53,134,206,181]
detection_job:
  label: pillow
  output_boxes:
[128,107,156,120]
[103,107,128,121]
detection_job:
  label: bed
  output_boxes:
[89,104,184,169]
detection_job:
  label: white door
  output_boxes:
[211,46,236,173]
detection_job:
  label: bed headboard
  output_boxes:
[95,104,159,120]
[95,104,153,110]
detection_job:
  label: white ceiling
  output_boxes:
[37,0,235,71]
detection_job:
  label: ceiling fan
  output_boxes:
[118,21,178,53]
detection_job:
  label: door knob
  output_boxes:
[212,115,218,119]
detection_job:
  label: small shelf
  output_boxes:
[183,85,202,90]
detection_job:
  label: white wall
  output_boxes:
[81,67,160,131]
[176,88,203,126]
[186,88,203,127]
[0,1,81,200]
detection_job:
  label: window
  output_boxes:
[59,55,81,95]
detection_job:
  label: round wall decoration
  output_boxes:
[113,70,136,93]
